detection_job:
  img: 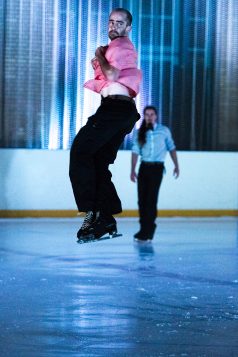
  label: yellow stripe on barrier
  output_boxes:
[0,210,237,218]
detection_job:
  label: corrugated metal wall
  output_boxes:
[0,0,237,150]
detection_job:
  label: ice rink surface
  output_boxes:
[0,217,238,356]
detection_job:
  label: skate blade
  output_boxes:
[77,232,122,244]
[134,237,152,243]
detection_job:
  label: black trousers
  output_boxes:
[137,162,164,233]
[69,97,139,215]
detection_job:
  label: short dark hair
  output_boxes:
[143,105,158,116]
[111,8,133,26]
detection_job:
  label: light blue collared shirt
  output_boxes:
[131,123,176,162]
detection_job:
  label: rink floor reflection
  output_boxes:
[0,217,238,356]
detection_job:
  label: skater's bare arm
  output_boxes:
[130,153,138,182]
[95,46,120,81]
[169,149,179,178]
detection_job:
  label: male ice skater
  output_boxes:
[69,8,142,240]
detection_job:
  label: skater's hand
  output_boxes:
[95,45,108,58]
[130,171,137,182]
[91,57,98,70]
[173,166,179,179]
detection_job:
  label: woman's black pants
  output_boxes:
[137,162,164,234]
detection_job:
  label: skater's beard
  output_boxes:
[109,30,119,40]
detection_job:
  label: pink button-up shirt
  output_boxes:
[84,37,142,97]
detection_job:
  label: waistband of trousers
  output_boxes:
[141,161,164,166]
[101,95,135,104]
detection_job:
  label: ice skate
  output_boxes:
[77,211,97,239]
[77,214,122,244]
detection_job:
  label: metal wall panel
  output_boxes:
[0,0,237,150]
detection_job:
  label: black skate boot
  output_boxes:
[134,224,156,242]
[134,230,144,239]
[84,213,117,240]
[77,211,97,239]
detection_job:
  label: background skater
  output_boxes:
[69,8,142,241]
[130,106,179,241]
